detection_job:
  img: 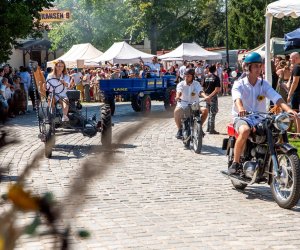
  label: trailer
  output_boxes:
[100,76,177,115]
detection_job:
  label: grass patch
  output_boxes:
[288,137,300,157]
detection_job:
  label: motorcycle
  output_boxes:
[221,112,300,209]
[180,100,204,154]
[36,77,112,158]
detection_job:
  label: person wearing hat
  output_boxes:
[229,52,298,175]
[174,68,209,139]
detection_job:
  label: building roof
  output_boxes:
[16,39,51,50]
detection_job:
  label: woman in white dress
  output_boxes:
[46,60,71,122]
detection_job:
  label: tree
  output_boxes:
[124,0,198,53]
[48,0,129,52]
[227,0,300,50]
[0,0,54,62]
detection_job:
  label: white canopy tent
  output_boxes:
[47,43,103,68]
[265,0,300,85]
[158,42,222,61]
[249,37,285,58]
[87,41,154,64]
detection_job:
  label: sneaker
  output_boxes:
[62,115,69,122]
[175,129,183,139]
[209,130,220,135]
[228,162,241,175]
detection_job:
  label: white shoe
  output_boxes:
[62,115,69,122]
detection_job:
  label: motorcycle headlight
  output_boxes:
[191,102,199,111]
[274,113,290,131]
[56,103,62,109]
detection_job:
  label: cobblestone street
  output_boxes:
[1,96,300,249]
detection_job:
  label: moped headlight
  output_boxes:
[191,102,199,111]
[274,113,290,131]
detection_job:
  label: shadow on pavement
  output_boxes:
[201,145,225,156]
[236,186,300,211]
[52,143,138,159]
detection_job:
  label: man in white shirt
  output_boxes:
[174,69,209,139]
[229,52,297,174]
[178,61,188,81]
[142,56,160,77]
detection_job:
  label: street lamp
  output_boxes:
[225,0,229,66]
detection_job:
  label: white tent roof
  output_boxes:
[266,0,300,18]
[265,1,300,85]
[87,41,154,64]
[47,43,103,68]
[249,37,285,57]
[158,42,222,61]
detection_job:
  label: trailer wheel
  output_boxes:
[131,95,142,112]
[164,86,176,111]
[104,95,115,116]
[141,95,151,113]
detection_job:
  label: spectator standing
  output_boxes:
[70,68,83,101]
[222,68,229,96]
[203,65,221,134]
[19,66,31,112]
[178,61,188,81]
[82,69,91,102]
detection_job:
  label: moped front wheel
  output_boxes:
[192,121,203,154]
[270,151,300,209]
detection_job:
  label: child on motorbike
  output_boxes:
[229,52,298,174]
[174,68,210,139]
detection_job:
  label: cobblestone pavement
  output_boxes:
[1,96,300,250]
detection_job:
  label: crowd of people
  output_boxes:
[1,52,299,130]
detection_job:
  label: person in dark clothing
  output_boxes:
[203,65,221,134]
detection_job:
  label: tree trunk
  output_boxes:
[149,20,158,55]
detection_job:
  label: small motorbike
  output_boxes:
[221,112,300,209]
[180,100,204,154]
[37,78,112,158]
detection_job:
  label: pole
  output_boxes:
[225,0,229,65]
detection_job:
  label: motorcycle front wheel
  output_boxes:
[192,120,203,154]
[270,151,300,209]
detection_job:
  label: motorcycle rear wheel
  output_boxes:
[270,151,300,209]
[192,121,203,154]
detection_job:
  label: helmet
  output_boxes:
[185,68,195,75]
[244,52,262,64]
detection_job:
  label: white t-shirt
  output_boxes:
[82,73,91,86]
[176,80,203,108]
[195,66,203,77]
[46,74,71,98]
[144,62,160,77]
[231,77,282,124]
[71,72,83,85]
[179,65,186,79]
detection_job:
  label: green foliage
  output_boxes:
[228,0,300,50]
[41,0,300,55]
[0,0,54,62]
[48,0,129,52]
